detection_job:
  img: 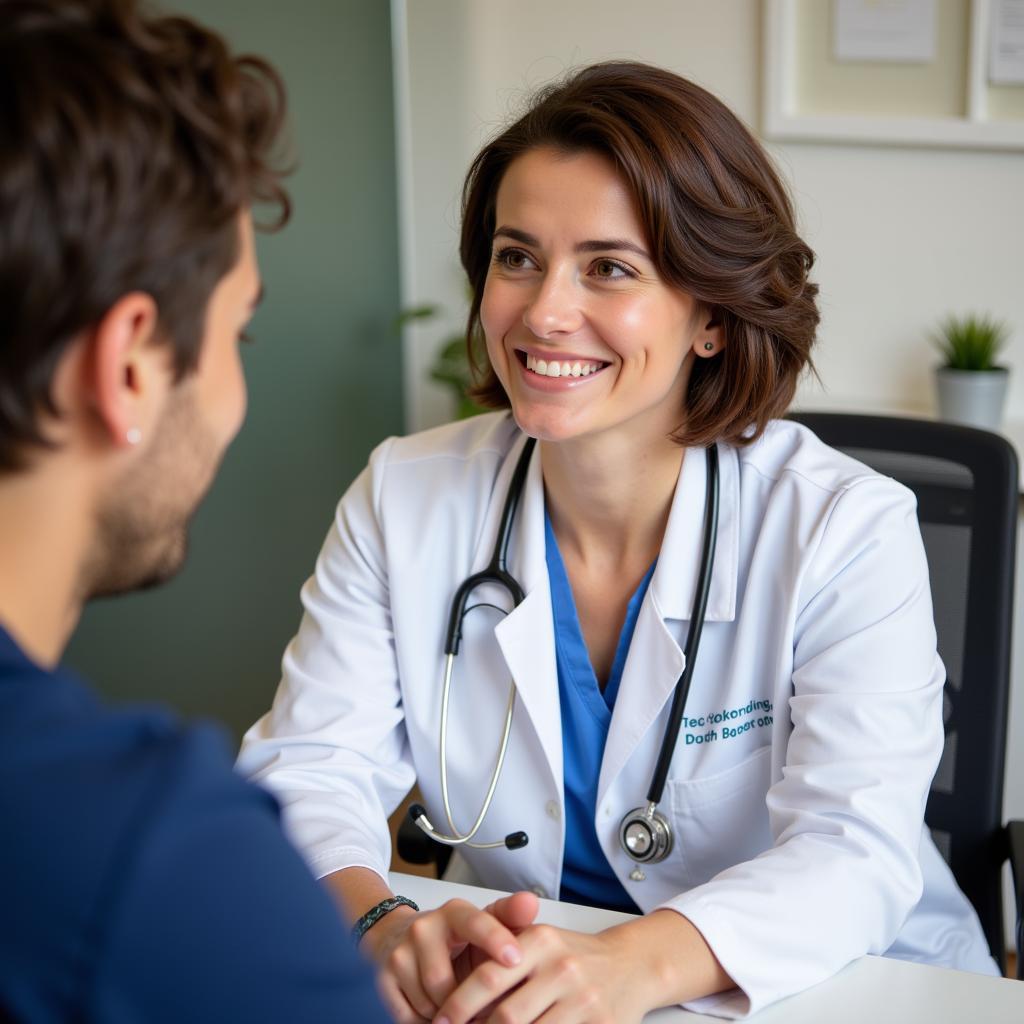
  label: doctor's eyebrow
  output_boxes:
[249,283,265,311]
[493,226,651,261]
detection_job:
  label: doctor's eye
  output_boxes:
[591,258,634,281]
[239,331,255,345]
[493,247,537,272]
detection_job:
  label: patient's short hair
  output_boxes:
[460,61,820,447]
[0,0,291,469]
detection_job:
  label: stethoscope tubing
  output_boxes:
[416,436,537,850]
[443,438,536,656]
[436,652,517,847]
[646,443,719,804]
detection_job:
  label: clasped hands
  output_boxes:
[362,892,657,1024]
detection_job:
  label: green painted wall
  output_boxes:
[65,0,403,745]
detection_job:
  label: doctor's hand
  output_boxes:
[431,909,733,1024]
[362,892,540,1024]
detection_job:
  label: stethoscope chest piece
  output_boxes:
[619,803,673,865]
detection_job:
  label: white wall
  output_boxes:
[395,0,1024,948]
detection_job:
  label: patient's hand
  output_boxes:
[362,890,539,1023]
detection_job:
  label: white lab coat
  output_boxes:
[238,413,997,1018]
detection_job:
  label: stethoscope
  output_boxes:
[410,435,719,869]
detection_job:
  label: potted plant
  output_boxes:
[399,303,485,420]
[933,313,1011,430]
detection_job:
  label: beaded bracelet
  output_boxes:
[352,895,420,944]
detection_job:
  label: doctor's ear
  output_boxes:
[85,292,169,449]
[693,310,725,359]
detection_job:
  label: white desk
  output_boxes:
[391,872,1024,1023]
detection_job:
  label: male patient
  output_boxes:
[0,0,388,1018]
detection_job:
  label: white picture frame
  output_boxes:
[762,0,1024,151]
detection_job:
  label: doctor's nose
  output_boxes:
[521,273,583,338]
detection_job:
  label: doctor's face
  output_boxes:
[88,214,258,598]
[480,147,717,446]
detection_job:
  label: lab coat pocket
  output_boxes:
[667,745,773,889]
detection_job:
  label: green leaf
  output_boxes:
[394,304,440,331]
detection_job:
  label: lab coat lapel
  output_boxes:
[597,601,686,806]
[492,441,563,792]
[598,444,739,805]
[649,442,738,624]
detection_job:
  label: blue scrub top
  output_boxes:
[544,510,653,914]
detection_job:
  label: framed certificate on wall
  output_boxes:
[763,0,1024,150]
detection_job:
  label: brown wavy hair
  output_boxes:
[460,61,819,447]
[0,0,291,470]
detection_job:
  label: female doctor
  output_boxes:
[239,62,996,1022]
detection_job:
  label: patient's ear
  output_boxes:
[86,292,168,448]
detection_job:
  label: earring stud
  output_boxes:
[703,342,714,352]
[126,427,142,445]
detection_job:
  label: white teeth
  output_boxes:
[524,353,604,378]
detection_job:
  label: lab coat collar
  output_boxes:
[649,442,739,624]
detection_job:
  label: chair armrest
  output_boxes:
[397,812,437,865]
[1009,819,1024,980]
[396,812,453,876]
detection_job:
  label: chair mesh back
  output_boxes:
[841,450,972,862]
[789,415,1017,967]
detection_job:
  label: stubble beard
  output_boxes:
[82,382,221,601]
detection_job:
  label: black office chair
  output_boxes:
[399,412,1024,976]
[790,411,1023,978]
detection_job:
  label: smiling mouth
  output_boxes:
[516,350,610,379]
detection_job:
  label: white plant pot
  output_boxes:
[934,367,1009,431]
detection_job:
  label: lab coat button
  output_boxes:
[531,885,547,898]
[545,800,560,820]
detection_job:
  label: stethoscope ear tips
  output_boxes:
[504,831,529,850]
[408,802,529,853]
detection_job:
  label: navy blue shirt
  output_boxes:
[545,512,651,914]
[0,624,388,1023]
